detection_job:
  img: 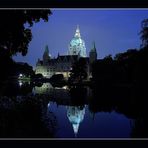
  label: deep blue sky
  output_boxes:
[13,9,148,67]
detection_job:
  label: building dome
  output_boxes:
[68,25,87,57]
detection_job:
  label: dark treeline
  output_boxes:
[92,47,148,86]
[0,60,34,81]
[92,19,148,87]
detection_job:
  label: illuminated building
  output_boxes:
[35,26,97,79]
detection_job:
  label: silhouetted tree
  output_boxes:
[14,62,34,77]
[104,54,113,61]
[0,10,52,81]
[69,58,87,83]
[114,49,138,61]
[0,10,52,57]
[140,19,148,48]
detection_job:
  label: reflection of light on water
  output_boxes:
[47,102,51,112]
[55,87,61,89]
[34,83,53,94]
[62,86,68,90]
[19,81,23,87]
[19,73,23,77]
[47,103,50,108]
[55,86,68,90]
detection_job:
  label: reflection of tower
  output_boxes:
[67,106,85,137]
[89,111,96,121]
[68,25,87,57]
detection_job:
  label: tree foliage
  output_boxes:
[104,54,113,61]
[114,49,138,61]
[69,58,88,83]
[140,19,148,48]
[0,10,52,57]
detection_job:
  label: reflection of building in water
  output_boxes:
[47,102,50,108]
[67,106,85,137]
[33,83,71,104]
[18,80,23,87]
[18,80,31,87]
[89,111,96,121]
[34,83,53,94]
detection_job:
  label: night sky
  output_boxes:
[13,9,148,67]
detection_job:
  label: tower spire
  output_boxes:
[77,24,79,31]
[74,25,81,38]
[93,41,96,50]
[45,45,49,53]
[89,41,97,64]
[92,41,96,51]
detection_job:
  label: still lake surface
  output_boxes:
[0,80,147,138]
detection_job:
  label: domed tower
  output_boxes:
[43,45,51,65]
[68,25,87,57]
[89,42,97,64]
[67,106,85,137]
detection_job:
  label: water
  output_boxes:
[0,80,147,138]
[49,104,131,138]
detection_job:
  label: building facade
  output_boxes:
[35,26,97,79]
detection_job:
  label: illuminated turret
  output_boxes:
[89,42,97,64]
[43,45,51,65]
